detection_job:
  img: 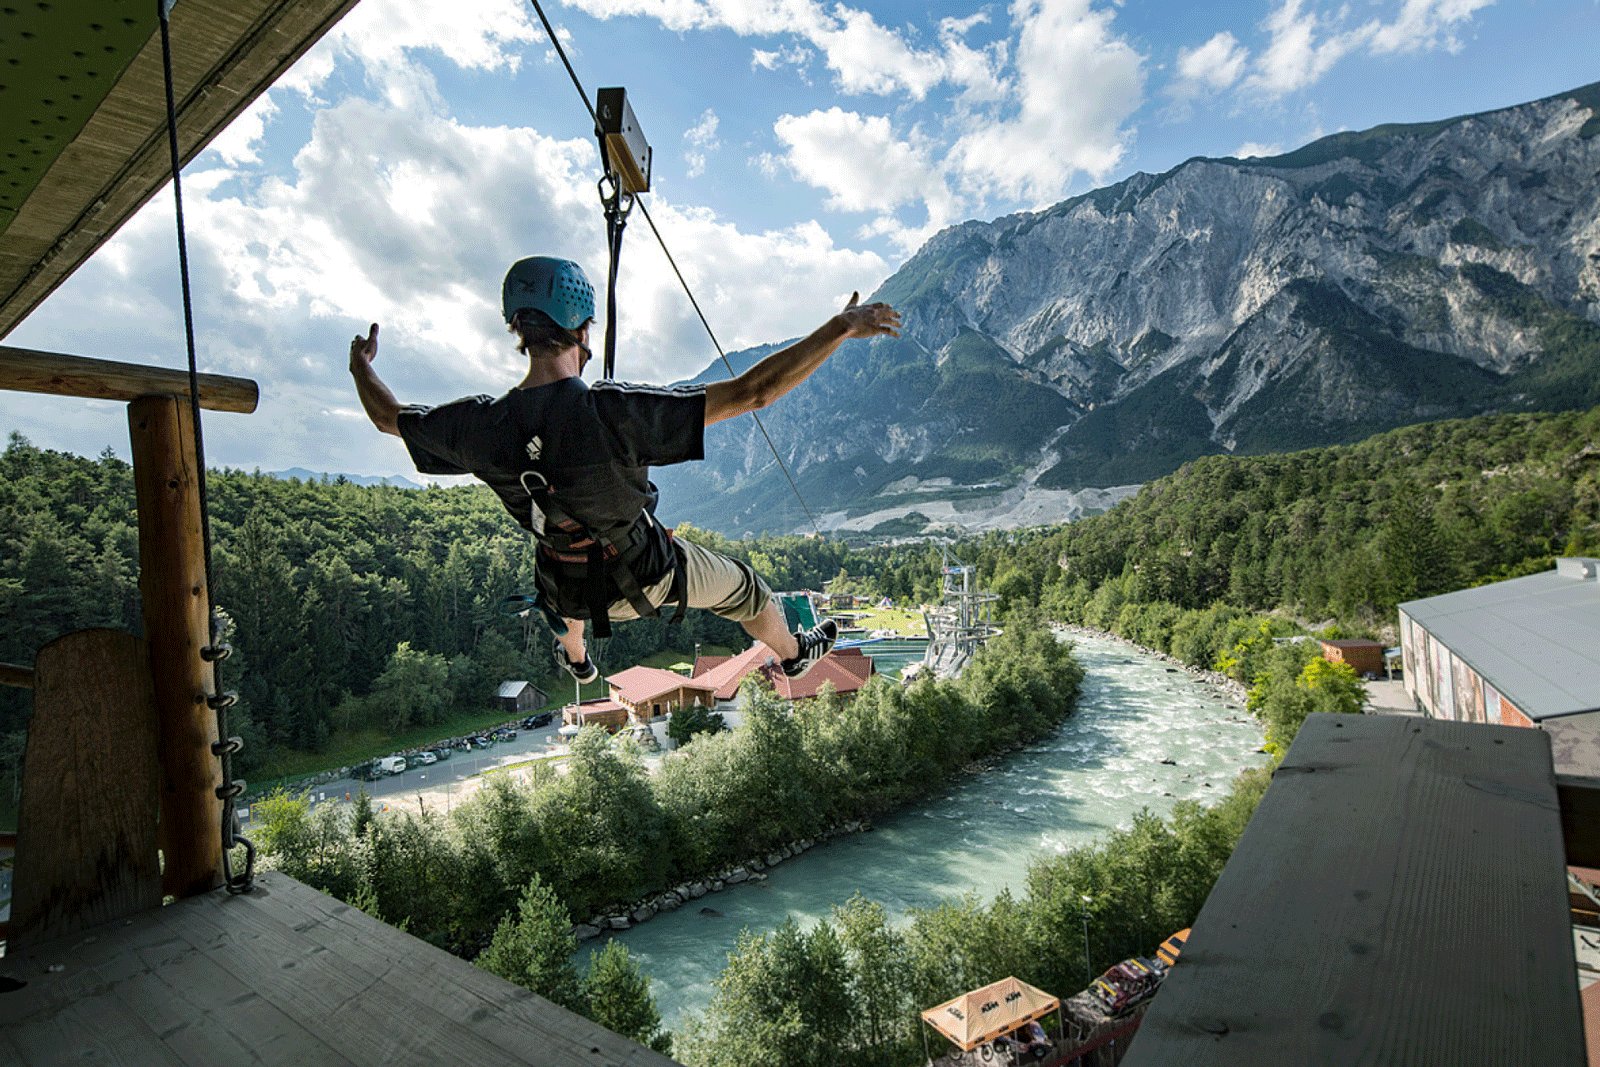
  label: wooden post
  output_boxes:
[129,395,222,898]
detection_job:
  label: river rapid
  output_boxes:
[595,632,1269,1029]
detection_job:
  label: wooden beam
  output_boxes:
[1556,774,1600,869]
[0,662,32,689]
[129,395,222,899]
[9,629,161,948]
[0,346,257,413]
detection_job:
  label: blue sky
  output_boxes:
[4,0,1597,478]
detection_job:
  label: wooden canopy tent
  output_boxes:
[921,976,1062,1060]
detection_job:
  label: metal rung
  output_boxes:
[0,662,34,689]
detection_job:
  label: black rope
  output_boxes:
[524,0,822,536]
[157,0,254,894]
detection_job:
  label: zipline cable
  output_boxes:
[526,0,823,536]
[158,0,254,893]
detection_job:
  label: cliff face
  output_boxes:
[658,83,1600,537]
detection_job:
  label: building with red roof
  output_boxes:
[692,644,875,707]
[561,665,718,734]
[605,665,718,723]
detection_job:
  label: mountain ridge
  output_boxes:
[655,80,1600,537]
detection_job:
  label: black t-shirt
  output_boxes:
[396,377,706,602]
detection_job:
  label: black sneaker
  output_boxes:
[781,619,838,679]
[553,639,599,684]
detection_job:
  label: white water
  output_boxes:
[595,633,1268,1029]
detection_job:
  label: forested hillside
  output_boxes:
[0,433,855,778]
[953,404,1600,631]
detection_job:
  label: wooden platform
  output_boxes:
[0,872,679,1066]
[1123,713,1585,1065]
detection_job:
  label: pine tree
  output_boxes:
[476,874,582,1010]
[581,941,671,1055]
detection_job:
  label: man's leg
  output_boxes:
[742,600,798,660]
[556,617,586,665]
[554,617,598,682]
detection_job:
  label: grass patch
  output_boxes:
[848,606,927,636]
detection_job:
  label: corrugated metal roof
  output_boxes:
[1400,558,1600,721]
[496,681,530,699]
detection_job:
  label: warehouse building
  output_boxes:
[1399,557,1600,774]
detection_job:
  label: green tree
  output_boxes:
[477,874,582,1011]
[582,941,672,1055]
[371,641,452,732]
[666,703,725,747]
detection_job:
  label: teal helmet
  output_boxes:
[501,256,595,330]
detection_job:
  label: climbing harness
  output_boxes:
[158,0,254,893]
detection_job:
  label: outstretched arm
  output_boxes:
[349,323,401,436]
[704,293,901,427]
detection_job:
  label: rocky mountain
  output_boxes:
[656,82,1600,538]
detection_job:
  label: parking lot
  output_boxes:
[242,717,569,824]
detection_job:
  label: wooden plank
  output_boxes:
[0,872,681,1066]
[0,346,258,413]
[0,661,33,689]
[1124,713,1584,1067]
[129,396,222,899]
[9,629,161,948]
[1557,774,1600,869]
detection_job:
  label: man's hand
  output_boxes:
[349,323,380,372]
[835,292,902,340]
[705,293,903,426]
[348,322,401,436]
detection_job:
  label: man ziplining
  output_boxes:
[348,255,901,684]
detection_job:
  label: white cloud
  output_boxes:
[773,109,946,214]
[938,13,1009,102]
[1364,0,1496,55]
[1244,0,1359,97]
[1232,140,1284,158]
[751,43,811,72]
[562,0,994,101]
[949,0,1145,205]
[330,0,538,74]
[684,109,722,178]
[207,94,280,166]
[1175,31,1249,95]
[1200,0,1499,100]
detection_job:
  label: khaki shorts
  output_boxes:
[605,537,772,624]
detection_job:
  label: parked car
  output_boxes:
[353,761,383,782]
[471,736,492,749]
[431,747,452,761]
[524,711,554,729]
[410,751,437,767]
[375,755,407,776]
[1090,958,1162,1016]
[454,741,472,754]
[494,728,518,741]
